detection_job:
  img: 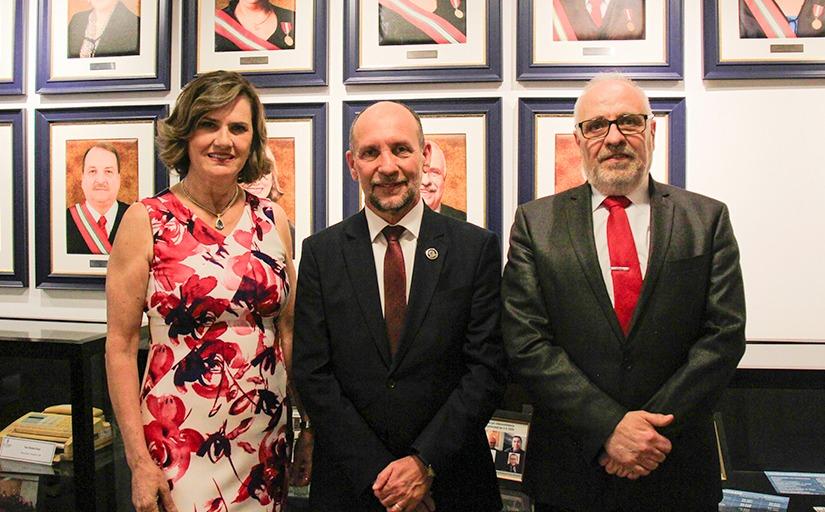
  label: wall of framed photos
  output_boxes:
[0,1,823,368]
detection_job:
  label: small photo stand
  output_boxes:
[35,105,168,290]
[36,0,172,93]
[486,409,531,483]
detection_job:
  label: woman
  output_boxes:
[67,0,140,58]
[215,0,296,52]
[106,70,300,512]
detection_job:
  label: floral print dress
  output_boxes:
[139,190,290,512]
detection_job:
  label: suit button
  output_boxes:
[386,379,396,389]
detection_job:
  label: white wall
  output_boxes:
[1,2,823,367]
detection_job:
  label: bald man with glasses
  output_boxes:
[502,73,746,511]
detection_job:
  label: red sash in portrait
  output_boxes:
[69,203,112,255]
[378,0,468,44]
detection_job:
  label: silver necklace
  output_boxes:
[180,180,239,230]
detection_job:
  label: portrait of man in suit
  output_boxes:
[420,139,467,221]
[379,0,468,45]
[739,0,825,38]
[553,0,645,41]
[293,101,506,512]
[496,434,527,474]
[66,142,130,255]
[502,74,746,511]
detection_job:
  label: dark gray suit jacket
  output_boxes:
[294,205,505,511]
[502,180,746,510]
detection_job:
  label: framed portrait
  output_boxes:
[342,98,502,237]
[517,97,686,204]
[0,0,24,95]
[35,105,168,290]
[258,103,327,262]
[485,410,531,483]
[36,0,172,93]
[0,110,28,287]
[182,0,327,88]
[343,0,503,84]
[517,0,683,80]
[704,0,825,78]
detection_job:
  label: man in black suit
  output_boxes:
[66,143,128,254]
[502,74,746,511]
[293,101,505,512]
[421,139,467,221]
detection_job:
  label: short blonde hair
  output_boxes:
[156,70,270,183]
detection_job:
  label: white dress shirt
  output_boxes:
[364,199,423,313]
[85,201,119,235]
[591,178,651,305]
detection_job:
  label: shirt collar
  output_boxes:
[590,175,650,212]
[365,198,424,243]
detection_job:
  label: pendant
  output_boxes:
[814,19,823,31]
[215,217,225,230]
[284,34,294,46]
[454,8,463,18]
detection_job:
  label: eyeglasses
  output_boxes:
[577,113,653,140]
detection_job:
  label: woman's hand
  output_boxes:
[290,429,314,487]
[131,459,178,512]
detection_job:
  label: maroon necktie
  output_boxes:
[97,215,107,234]
[383,226,407,356]
[603,196,642,334]
[590,0,604,27]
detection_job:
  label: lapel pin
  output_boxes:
[425,248,439,261]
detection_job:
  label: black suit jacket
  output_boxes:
[67,1,140,58]
[66,200,128,254]
[294,205,505,511]
[502,180,746,511]
[438,203,467,221]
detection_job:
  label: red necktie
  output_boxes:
[97,215,107,234]
[603,196,642,334]
[383,226,407,356]
[590,0,604,27]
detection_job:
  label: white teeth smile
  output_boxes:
[209,153,232,161]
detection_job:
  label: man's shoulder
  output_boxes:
[656,182,728,212]
[518,184,584,217]
[303,212,361,246]
[433,209,497,245]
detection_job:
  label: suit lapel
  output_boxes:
[565,184,626,341]
[627,180,674,337]
[342,212,393,368]
[391,207,445,371]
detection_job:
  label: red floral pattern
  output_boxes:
[140,191,289,511]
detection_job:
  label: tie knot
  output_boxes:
[603,196,631,210]
[97,216,107,230]
[383,225,405,243]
